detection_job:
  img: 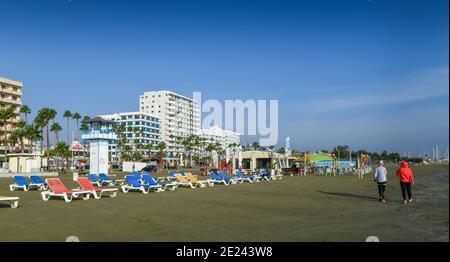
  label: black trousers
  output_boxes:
[400,182,412,200]
[377,182,386,199]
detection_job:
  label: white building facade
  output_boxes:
[196,125,241,149]
[98,112,161,160]
[139,90,200,159]
[0,76,22,155]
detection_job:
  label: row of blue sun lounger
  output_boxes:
[9,175,48,191]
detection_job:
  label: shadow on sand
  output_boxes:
[318,191,378,201]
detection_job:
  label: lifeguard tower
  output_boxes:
[81,117,117,175]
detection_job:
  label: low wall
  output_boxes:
[0,172,59,178]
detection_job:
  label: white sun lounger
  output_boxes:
[0,196,19,208]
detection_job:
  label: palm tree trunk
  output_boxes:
[66,117,70,144]
[3,120,8,154]
[46,123,50,171]
[55,131,59,145]
[28,139,33,153]
[76,121,79,141]
[19,137,24,153]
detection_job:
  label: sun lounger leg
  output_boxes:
[82,194,90,200]
[10,200,19,208]
[93,191,101,199]
[140,187,149,194]
[110,191,117,198]
[41,191,50,201]
[121,185,129,193]
[63,193,72,203]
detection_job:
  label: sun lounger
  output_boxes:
[260,169,281,181]
[142,174,178,191]
[131,171,141,179]
[161,170,178,182]
[186,173,213,187]
[29,176,48,190]
[41,178,92,203]
[175,174,196,188]
[76,177,118,199]
[235,171,259,183]
[121,175,161,194]
[218,171,242,184]
[207,171,229,185]
[99,173,124,186]
[0,196,19,208]
[87,174,102,187]
[9,176,43,191]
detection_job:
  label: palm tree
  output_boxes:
[82,116,90,124]
[0,106,15,154]
[63,110,72,143]
[205,143,216,166]
[252,142,260,151]
[145,143,154,159]
[123,145,132,161]
[132,151,142,161]
[33,114,45,154]
[36,108,57,170]
[20,105,31,125]
[54,142,69,172]
[136,142,144,156]
[10,120,27,153]
[24,124,40,153]
[50,122,63,146]
[156,141,167,169]
[112,124,126,164]
[72,112,81,141]
[79,122,89,132]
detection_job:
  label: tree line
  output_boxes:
[0,105,90,171]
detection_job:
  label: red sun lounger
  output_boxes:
[41,178,92,203]
[76,177,118,199]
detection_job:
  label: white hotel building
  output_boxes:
[98,112,161,159]
[196,125,241,149]
[139,90,200,159]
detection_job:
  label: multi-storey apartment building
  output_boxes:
[139,90,200,159]
[0,76,22,154]
[196,125,241,150]
[98,111,161,160]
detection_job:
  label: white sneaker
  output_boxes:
[409,199,413,203]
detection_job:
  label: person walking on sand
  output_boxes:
[396,161,415,204]
[374,160,388,203]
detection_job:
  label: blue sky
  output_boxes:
[0,0,448,155]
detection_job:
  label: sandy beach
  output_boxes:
[0,164,448,242]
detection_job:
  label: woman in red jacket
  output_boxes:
[396,162,415,204]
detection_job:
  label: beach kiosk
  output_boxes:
[81,117,117,175]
